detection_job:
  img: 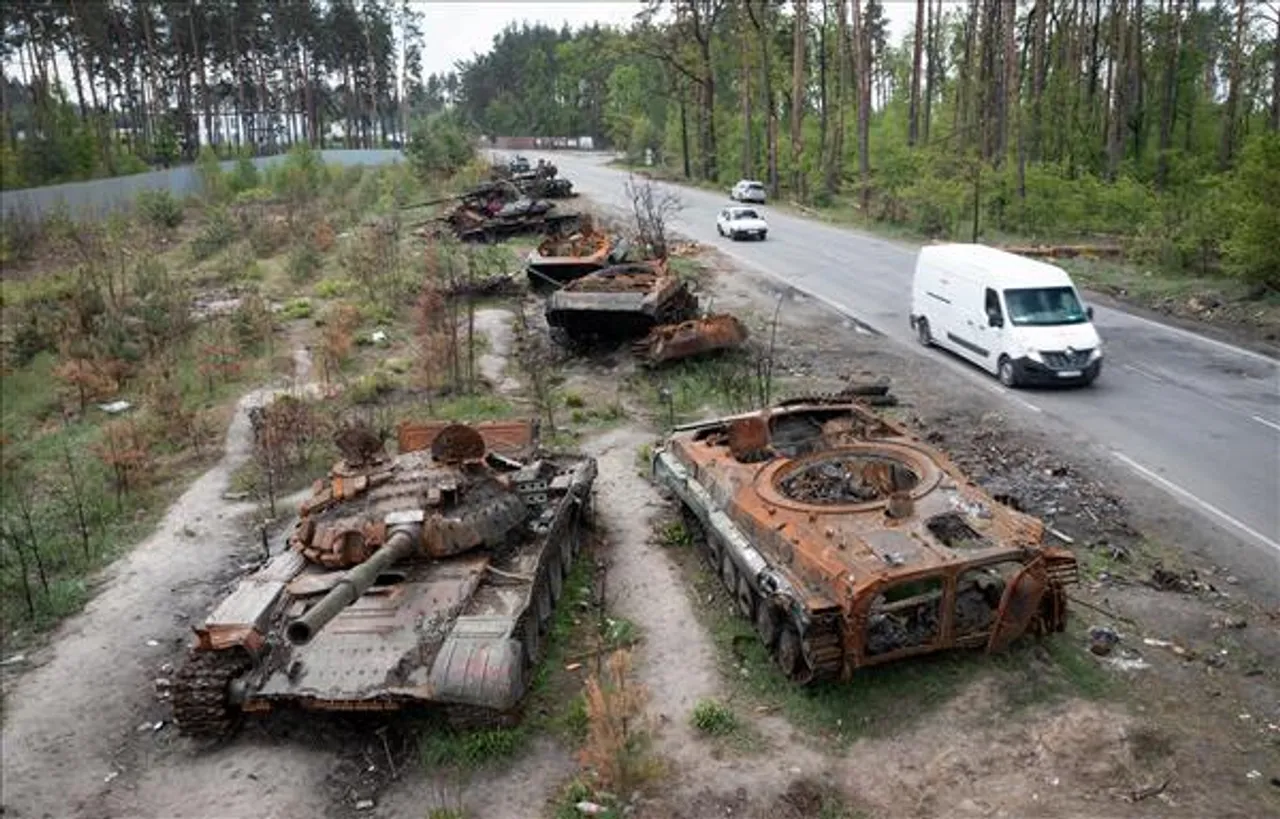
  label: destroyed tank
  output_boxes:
[651,396,1077,683]
[526,223,628,288]
[545,260,698,341]
[171,420,596,739]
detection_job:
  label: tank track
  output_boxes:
[171,648,253,740]
[683,504,845,684]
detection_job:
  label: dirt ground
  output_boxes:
[3,228,1278,819]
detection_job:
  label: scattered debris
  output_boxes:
[354,798,375,810]
[633,313,749,365]
[145,639,159,647]
[1245,770,1262,781]
[1089,626,1121,656]
[103,771,119,784]
[221,491,251,502]
[575,802,607,815]
[546,260,698,343]
[1127,778,1171,802]
[1,654,27,666]
[98,400,132,414]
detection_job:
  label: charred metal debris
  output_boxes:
[171,420,596,739]
[651,394,1078,684]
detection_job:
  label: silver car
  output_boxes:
[731,180,767,203]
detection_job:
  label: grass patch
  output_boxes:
[626,351,762,426]
[552,779,623,819]
[412,393,517,423]
[690,698,739,736]
[657,519,693,549]
[684,542,1113,747]
[419,724,530,770]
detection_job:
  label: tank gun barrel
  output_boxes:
[286,525,420,645]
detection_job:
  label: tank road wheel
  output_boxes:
[735,575,755,619]
[720,552,738,595]
[775,626,815,685]
[755,603,780,649]
[535,579,553,633]
[548,555,565,604]
[172,648,252,741]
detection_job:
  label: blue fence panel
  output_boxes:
[0,149,406,223]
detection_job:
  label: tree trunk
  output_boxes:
[1106,0,1129,179]
[1131,0,1146,161]
[1031,0,1048,160]
[1156,0,1182,188]
[826,0,850,196]
[958,1,977,146]
[1219,0,1246,168]
[679,79,692,178]
[999,0,1017,164]
[909,0,925,146]
[740,15,753,179]
[853,0,871,208]
[819,0,829,176]
[1271,8,1280,131]
[790,0,808,197]
[923,0,937,144]
[749,0,781,197]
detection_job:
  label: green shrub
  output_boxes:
[191,206,236,261]
[419,726,529,769]
[407,114,474,179]
[280,298,313,320]
[229,153,261,194]
[690,698,738,736]
[315,276,356,299]
[137,189,184,229]
[287,243,323,283]
[196,145,227,202]
[1222,134,1280,290]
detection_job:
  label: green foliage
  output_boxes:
[658,519,693,548]
[690,698,738,736]
[1221,134,1280,290]
[190,207,237,261]
[268,144,327,205]
[419,726,529,769]
[280,298,313,320]
[287,243,323,283]
[407,115,473,180]
[136,189,184,229]
[196,146,227,202]
[229,152,261,195]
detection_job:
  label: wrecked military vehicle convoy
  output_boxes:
[651,395,1078,683]
[172,421,596,738]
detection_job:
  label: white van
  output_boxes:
[909,244,1103,387]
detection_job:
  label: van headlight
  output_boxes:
[1023,348,1044,363]
[1088,348,1103,362]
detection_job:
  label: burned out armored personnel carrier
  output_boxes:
[652,397,1077,683]
[526,225,628,288]
[545,260,698,341]
[171,420,596,738]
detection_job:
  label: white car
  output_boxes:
[716,206,768,241]
[731,180,767,203]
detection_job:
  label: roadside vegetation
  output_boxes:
[0,118,504,646]
[451,5,1280,337]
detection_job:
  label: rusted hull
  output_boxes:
[545,260,698,342]
[636,313,749,364]
[526,259,608,287]
[651,398,1077,684]
[172,422,597,739]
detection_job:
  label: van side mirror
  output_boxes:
[988,312,1004,328]
[1086,306,1095,320]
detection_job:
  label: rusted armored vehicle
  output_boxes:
[171,420,596,738]
[651,396,1077,683]
[526,225,627,287]
[633,313,749,365]
[545,260,698,341]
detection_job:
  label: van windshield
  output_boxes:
[1003,287,1088,326]
[732,209,760,220]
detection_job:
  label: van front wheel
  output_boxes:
[915,317,932,347]
[998,356,1021,388]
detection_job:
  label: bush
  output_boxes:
[229,153,261,195]
[280,298,313,320]
[136,189,184,229]
[191,206,236,261]
[407,115,474,180]
[287,243,323,283]
[1222,134,1280,290]
[196,145,227,202]
[690,698,738,736]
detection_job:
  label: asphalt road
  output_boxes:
[505,150,1280,581]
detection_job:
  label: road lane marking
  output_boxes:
[1252,415,1280,433]
[1111,451,1280,556]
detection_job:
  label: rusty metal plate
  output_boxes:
[397,420,536,457]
